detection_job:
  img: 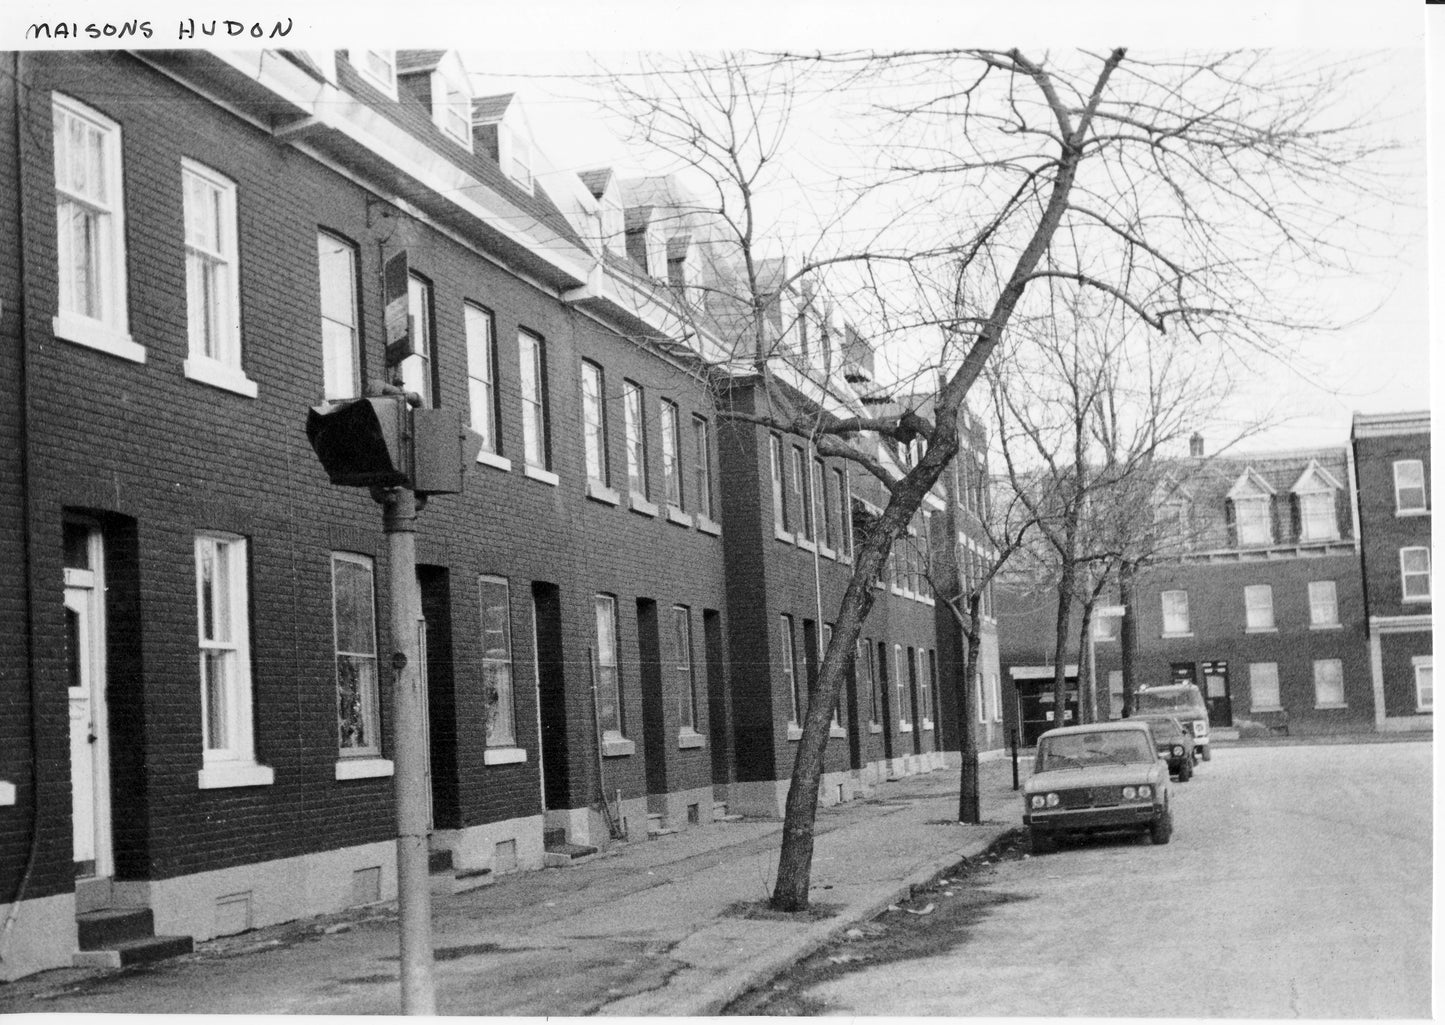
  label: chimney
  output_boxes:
[1189,432,1204,458]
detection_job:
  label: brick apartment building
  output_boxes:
[998,432,1431,743]
[0,48,994,978]
[1351,411,1432,729]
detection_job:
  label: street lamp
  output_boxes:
[1089,604,1127,722]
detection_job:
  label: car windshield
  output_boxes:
[1038,730,1155,770]
[1140,718,1180,744]
[1136,689,1205,715]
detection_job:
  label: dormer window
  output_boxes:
[355,50,397,97]
[1227,467,1276,548]
[1291,460,1342,542]
[441,79,471,146]
[509,132,532,191]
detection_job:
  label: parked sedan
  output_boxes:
[1136,714,1195,781]
[1022,721,1173,853]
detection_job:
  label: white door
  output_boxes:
[65,544,111,879]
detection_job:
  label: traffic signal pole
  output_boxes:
[380,485,436,1015]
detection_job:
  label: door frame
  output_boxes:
[64,526,112,880]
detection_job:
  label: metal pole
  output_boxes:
[1011,728,1020,791]
[381,486,436,1015]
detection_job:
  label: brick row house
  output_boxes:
[998,430,1431,741]
[0,48,998,978]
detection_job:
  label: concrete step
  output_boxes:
[76,907,155,950]
[430,864,494,896]
[542,841,599,868]
[73,933,193,969]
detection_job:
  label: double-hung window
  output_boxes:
[835,469,852,557]
[317,232,360,400]
[895,644,911,730]
[594,596,623,737]
[661,399,683,510]
[692,416,714,522]
[1401,547,1431,602]
[355,49,397,96]
[1308,581,1339,627]
[624,381,648,499]
[780,615,800,724]
[1161,590,1190,635]
[1244,585,1275,631]
[1249,662,1281,711]
[1235,497,1272,546]
[859,639,879,725]
[581,361,608,486]
[1394,460,1427,514]
[401,274,434,406]
[770,435,788,534]
[332,552,381,758]
[1413,657,1433,712]
[673,606,697,732]
[479,576,516,748]
[793,449,814,542]
[918,649,933,727]
[196,534,269,787]
[1313,658,1346,708]
[519,331,550,472]
[53,94,137,359]
[182,160,252,395]
[1298,490,1338,541]
[465,304,500,456]
[815,459,832,550]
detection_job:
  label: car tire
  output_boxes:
[1030,828,1056,855]
[1150,806,1173,845]
[1178,758,1192,782]
[1201,745,1212,762]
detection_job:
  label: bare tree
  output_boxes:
[594,47,1395,912]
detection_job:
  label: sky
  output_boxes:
[1,0,1435,456]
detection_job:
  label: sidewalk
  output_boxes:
[0,758,1024,1016]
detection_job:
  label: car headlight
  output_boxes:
[1122,786,1137,799]
[1046,793,1060,808]
[1172,745,1184,756]
[1030,795,1045,809]
[1138,784,1153,798]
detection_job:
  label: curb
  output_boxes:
[674,824,1015,1016]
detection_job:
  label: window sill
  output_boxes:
[1314,702,1348,710]
[1309,622,1343,631]
[922,719,935,732]
[818,544,836,560]
[1251,705,1284,713]
[601,737,635,758]
[1245,627,1278,635]
[1414,707,1433,715]
[184,356,259,398]
[775,527,795,544]
[899,722,914,734]
[868,722,882,735]
[0,781,13,806]
[1396,508,1430,518]
[334,757,394,780]
[483,747,528,766]
[677,730,705,750]
[697,516,722,537]
[53,313,146,364]
[198,762,275,789]
[891,586,905,597]
[829,725,846,739]
[786,723,803,742]
[1161,631,1194,639]
[523,464,559,487]
[666,506,693,528]
[1402,595,1432,604]
[586,480,620,505]
[629,493,659,518]
[797,537,817,553]
[836,551,853,565]
[477,450,512,473]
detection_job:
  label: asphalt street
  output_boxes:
[786,741,1433,1018]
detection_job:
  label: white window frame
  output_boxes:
[860,638,880,726]
[992,672,1003,723]
[826,625,842,730]
[1308,580,1340,628]
[624,381,648,500]
[895,643,912,731]
[1312,658,1346,709]
[1244,584,1276,632]
[480,576,517,749]
[581,360,608,487]
[835,467,851,558]
[595,595,624,739]
[975,664,987,724]
[692,415,715,524]
[465,303,502,461]
[1297,489,1338,541]
[354,49,398,98]
[331,552,384,764]
[1249,662,1282,712]
[317,231,360,401]
[52,93,140,361]
[1413,656,1433,712]
[196,533,271,788]
[814,458,831,551]
[434,66,472,149]
[673,606,698,734]
[1108,670,1124,718]
[793,448,814,543]
[1400,546,1432,602]
[781,615,800,725]
[770,435,788,535]
[1161,589,1191,636]
[401,273,434,407]
[519,330,550,475]
[181,160,254,397]
[1235,496,1273,546]
[1393,460,1427,515]
[661,399,683,511]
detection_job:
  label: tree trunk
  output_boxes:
[1076,601,1095,724]
[1119,560,1137,717]
[957,592,982,823]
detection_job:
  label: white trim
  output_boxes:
[523,465,559,487]
[198,762,275,789]
[601,737,635,758]
[52,313,145,363]
[483,747,528,766]
[334,757,393,780]
[696,516,722,537]
[184,356,259,398]
[476,450,512,473]
[666,506,693,528]
[775,527,795,544]
[587,480,620,505]
[786,724,804,741]
[0,781,13,806]
[678,730,705,750]
[351,49,398,98]
[629,493,659,517]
